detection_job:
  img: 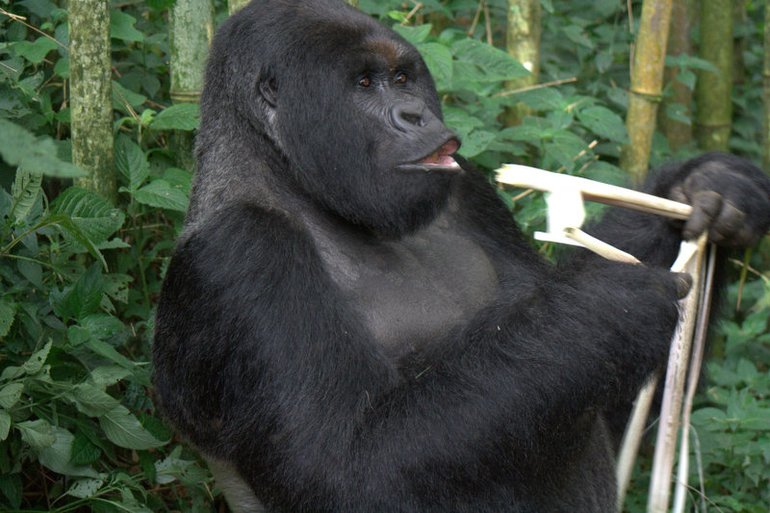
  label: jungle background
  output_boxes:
[1,0,769,511]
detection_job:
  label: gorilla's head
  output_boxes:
[197,0,461,236]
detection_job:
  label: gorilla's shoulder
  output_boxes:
[172,204,319,290]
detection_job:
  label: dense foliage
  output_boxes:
[0,0,768,511]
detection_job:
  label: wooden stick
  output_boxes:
[672,243,716,513]
[647,233,708,513]
[496,164,693,220]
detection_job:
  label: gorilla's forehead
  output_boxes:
[361,39,412,69]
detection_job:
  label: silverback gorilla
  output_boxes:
[152,1,770,511]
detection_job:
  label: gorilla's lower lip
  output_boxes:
[397,139,462,175]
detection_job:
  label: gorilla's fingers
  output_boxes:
[672,272,693,299]
[710,201,747,246]
[683,190,722,240]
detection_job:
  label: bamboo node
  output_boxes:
[628,89,663,103]
[171,91,202,103]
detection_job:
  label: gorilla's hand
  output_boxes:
[663,153,770,246]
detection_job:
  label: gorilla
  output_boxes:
[152,1,770,512]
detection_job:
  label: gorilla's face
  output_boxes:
[249,2,462,236]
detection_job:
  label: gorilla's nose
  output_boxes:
[391,102,429,132]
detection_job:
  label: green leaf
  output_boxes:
[10,170,42,225]
[577,106,628,143]
[0,411,11,441]
[150,103,200,131]
[418,42,453,91]
[44,213,108,269]
[0,473,22,510]
[51,264,104,321]
[22,340,52,375]
[51,187,125,245]
[100,405,166,450]
[16,419,56,450]
[115,135,150,192]
[133,180,189,212]
[0,300,15,338]
[70,432,102,466]
[38,427,101,477]
[0,119,83,178]
[0,384,24,409]
[67,478,105,499]
[452,39,530,82]
[11,37,58,64]
[90,366,131,387]
[85,339,134,368]
[110,11,144,42]
[392,24,432,44]
[67,383,120,417]
[544,130,587,168]
[458,130,495,158]
[80,314,125,340]
[112,80,147,112]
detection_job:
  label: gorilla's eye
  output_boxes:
[358,75,372,88]
[394,71,408,84]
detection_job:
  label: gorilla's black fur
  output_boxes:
[153,1,770,512]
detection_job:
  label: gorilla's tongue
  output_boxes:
[398,139,462,175]
[420,139,460,168]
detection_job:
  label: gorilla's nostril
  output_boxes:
[400,112,422,126]
[391,103,426,131]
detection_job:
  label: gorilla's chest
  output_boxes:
[309,213,498,359]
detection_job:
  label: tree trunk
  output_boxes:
[620,0,674,183]
[169,0,213,170]
[762,0,770,170]
[660,0,694,152]
[69,0,115,200]
[503,0,541,127]
[695,0,733,152]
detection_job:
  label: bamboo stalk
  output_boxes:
[228,0,250,14]
[169,0,213,170]
[503,0,541,126]
[69,0,115,200]
[620,0,675,183]
[661,0,694,151]
[695,0,734,152]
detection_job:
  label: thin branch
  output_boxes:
[494,77,577,97]
[0,8,66,48]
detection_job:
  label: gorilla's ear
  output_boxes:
[259,76,278,107]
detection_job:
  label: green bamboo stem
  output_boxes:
[695,0,733,152]
[169,0,213,170]
[620,0,674,183]
[69,0,115,200]
[169,0,213,104]
[503,0,541,127]
[661,0,694,152]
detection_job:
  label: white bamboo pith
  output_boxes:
[494,164,713,513]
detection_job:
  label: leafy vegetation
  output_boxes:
[0,1,768,512]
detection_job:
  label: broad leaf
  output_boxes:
[100,405,166,450]
[150,103,200,131]
[133,180,189,212]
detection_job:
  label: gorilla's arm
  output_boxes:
[154,202,679,509]
[579,153,770,267]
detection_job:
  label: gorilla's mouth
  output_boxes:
[397,139,462,175]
